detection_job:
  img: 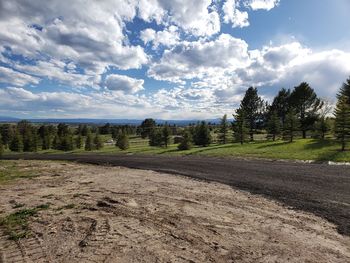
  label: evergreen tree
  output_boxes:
[116,133,129,150]
[149,129,163,147]
[233,109,248,145]
[240,87,264,141]
[0,134,3,156]
[270,88,291,127]
[218,114,229,144]
[289,82,322,138]
[178,130,193,150]
[267,111,281,141]
[85,132,93,151]
[334,79,350,151]
[52,135,60,150]
[75,135,83,149]
[0,124,14,148]
[283,110,300,142]
[193,121,211,147]
[9,131,23,152]
[60,134,74,151]
[140,118,156,139]
[93,133,103,150]
[162,123,171,148]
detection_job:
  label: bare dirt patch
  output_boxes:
[0,160,349,263]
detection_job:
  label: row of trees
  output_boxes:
[0,122,105,153]
[0,77,349,154]
[229,78,350,150]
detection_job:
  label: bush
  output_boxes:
[178,131,193,150]
[116,133,129,150]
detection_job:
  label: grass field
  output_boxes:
[4,135,350,162]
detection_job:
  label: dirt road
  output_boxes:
[2,154,350,237]
[0,161,349,262]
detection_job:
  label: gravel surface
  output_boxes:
[0,160,349,263]
[2,153,350,236]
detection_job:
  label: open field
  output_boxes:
[5,137,350,163]
[0,160,349,262]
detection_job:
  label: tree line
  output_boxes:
[0,77,349,154]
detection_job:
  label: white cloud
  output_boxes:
[105,74,144,94]
[140,26,180,49]
[245,0,280,11]
[148,34,250,82]
[223,0,249,28]
[0,66,40,86]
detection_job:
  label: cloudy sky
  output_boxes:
[0,0,350,119]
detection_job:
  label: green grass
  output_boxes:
[3,135,350,162]
[0,204,50,240]
[0,161,39,185]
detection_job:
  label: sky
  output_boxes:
[0,0,350,120]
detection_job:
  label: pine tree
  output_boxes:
[267,111,281,141]
[140,118,156,139]
[283,110,300,142]
[52,135,60,150]
[270,88,291,127]
[162,124,171,148]
[149,129,163,147]
[75,135,83,149]
[85,132,93,151]
[178,130,193,150]
[93,133,103,150]
[116,133,129,150]
[193,121,211,147]
[9,131,23,152]
[0,134,3,156]
[218,114,229,144]
[240,87,264,141]
[289,82,322,138]
[335,96,350,151]
[233,109,248,145]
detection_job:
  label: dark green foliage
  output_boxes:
[116,133,129,150]
[162,123,171,148]
[193,121,211,147]
[240,87,264,141]
[315,117,331,139]
[75,135,83,149]
[9,132,23,152]
[99,123,111,134]
[218,114,229,144]
[149,129,163,147]
[283,110,300,142]
[267,111,281,141]
[178,130,193,150]
[270,88,291,126]
[93,133,103,150]
[0,134,3,156]
[0,124,14,147]
[59,134,74,151]
[140,118,156,139]
[52,135,60,150]
[84,132,93,151]
[334,79,350,151]
[289,82,323,138]
[233,109,248,145]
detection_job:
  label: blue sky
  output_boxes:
[0,0,349,119]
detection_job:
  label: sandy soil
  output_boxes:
[0,161,349,263]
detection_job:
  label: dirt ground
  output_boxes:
[0,161,349,263]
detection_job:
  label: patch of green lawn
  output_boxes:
[0,204,50,240]
[0,161,39,185]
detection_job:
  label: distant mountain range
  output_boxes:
[0,116,226,125]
